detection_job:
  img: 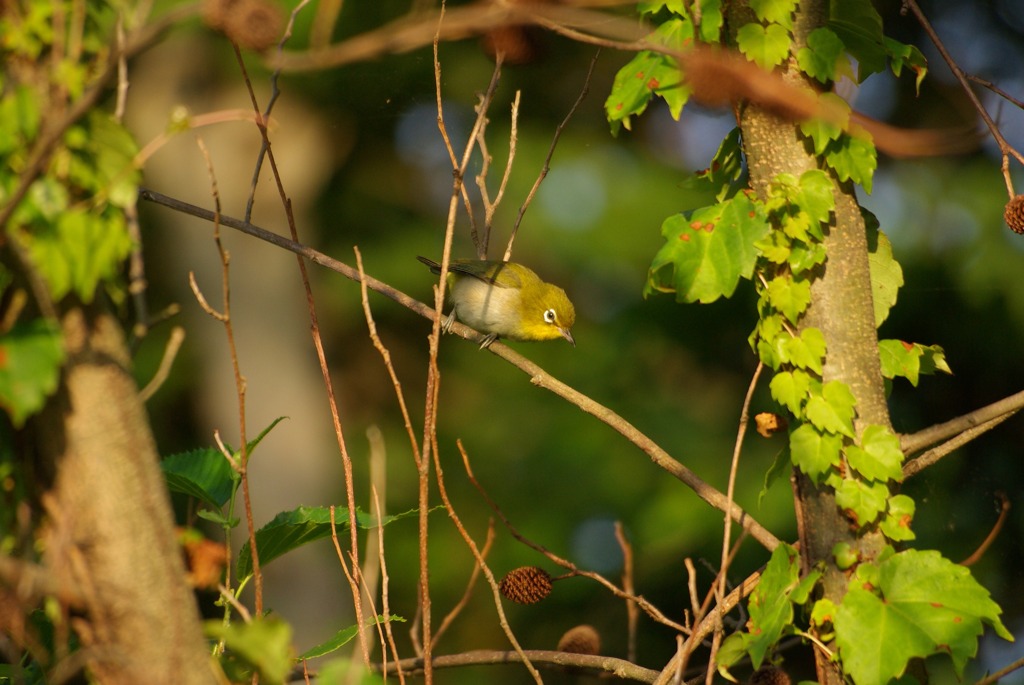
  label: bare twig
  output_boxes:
[506,49,598,261]
[431,520,496,649]
[371,484,405,684]
[904,0,1021,196]
[903,413,1013,479]
[461,446,690,634]
[615,522,639,663]
[960,492,1010,567]
[356,247,423,470]
[968,74,1024,112]
[973,653,1024,685]
[191,133,263,617]
[139,326,186,401]
[900,388,1024,458]
[242,0,311,223]
[217,584,253,623]
[653,569,762,685]
[707,363,764,683]
[229,21,368,665]
[439,441,541,683]
[268,2,649,73]
[124,201,149,346]
[374,648,662,683]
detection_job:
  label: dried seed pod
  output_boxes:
[557,624,601,655]
[749,665,791,685]
[754,412,788,437]
[203,0,283,52]
[499,566,553,605]
[1004,195,1024,234]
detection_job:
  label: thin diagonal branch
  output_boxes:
[900,387,1024,457]
[138,187,780,551]
[904,0,1021,197]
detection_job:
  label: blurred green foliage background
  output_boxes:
[128,0,1024,681]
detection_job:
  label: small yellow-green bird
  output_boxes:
[418,256,576,348]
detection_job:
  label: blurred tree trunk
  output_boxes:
[32,303,215,684]
[730,2,892,684]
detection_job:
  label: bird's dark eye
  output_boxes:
[543,308,556,324]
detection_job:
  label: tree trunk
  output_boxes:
[730,2,892,683]
[35,304,215,684]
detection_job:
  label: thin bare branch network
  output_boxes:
[459,444,692,635]
[189,132,264,618]
[431,520,497,649]
[428,440,542,683]
[267,2,649,73]
[900,388,1024,459]
[904,0,1024,196]
[373,648,662,683]
[709,361,764,683]
[227,5,369,663]
[506,48,599,261]
[138,186,781,550]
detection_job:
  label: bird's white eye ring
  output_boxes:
[543,308,557,323]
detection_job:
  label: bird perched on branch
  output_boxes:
[418,256,576,348]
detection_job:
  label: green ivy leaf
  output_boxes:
[749,0,797,29]
[678,128,745,207]
[300,615,406,659]
[769,369,811,415]
[878,339,921,386]
[745,543,811,666]
[23,209,133,302]
[638,0,685,13]
[605,19,692,133]
[812,597,838,632]
[788,241,827,274]
[919,343,951,375]
[755,230,791,265]
[767,276,811,324]
[237,506,418,580]
[162,447,240,509]
[828,0,887,80]
[797,27,845,83]
[717,544,820,674]
[879,494,916,541]
[754,313,785,368]
[790,424,842,482]
[647,193,770,303]
[825,133,877,193]
[737,22,791,70]
[867,228,903,327]
[697,0,724,42]
[797,170,836,225]
[805,380,856,437]
[799,93,848,156]
[205,618,293,685]
[836,550,1013,685]
[883,37,928,93]
[845,424,903,483]
[835,477,889,525]
[0,319,64,428]
[781,327,826,375]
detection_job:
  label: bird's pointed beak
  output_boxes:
[560,328,576,347]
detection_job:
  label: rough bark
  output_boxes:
[730,2,892,683]
[34,304,215,684]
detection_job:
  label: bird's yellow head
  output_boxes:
[516,281,576,345]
